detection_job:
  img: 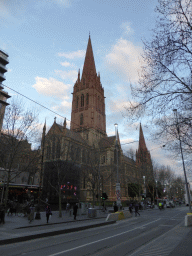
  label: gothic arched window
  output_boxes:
[52,137,55,159]
[81,94,84,107]
[56,140,61,159]
[76,96,79,109]
[86,93,89,105]
[76,148,80,161]
[70,145,74,160]
[98,96,100,109]
[46,142,51,160]
[82,149,86,163]
[80,114,83,125]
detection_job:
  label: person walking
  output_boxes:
[45,205,52,223]
[29,204,35,223]
[135,202,140,217]
[114,202,118,213]
[129,203,133,214]
[73,203,78,220]
[0,204,5,224]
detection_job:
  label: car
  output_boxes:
[166,201,175,208]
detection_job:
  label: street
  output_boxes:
[0,206,191,256]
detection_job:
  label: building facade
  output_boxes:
[42,36,141,204]
[0,49,11,132]
[136,123,154,197]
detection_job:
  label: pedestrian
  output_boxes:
[129,203,133,214]
[135,202,140,217]
[45,205,52,223]
[114,202,118,213]
[0,204,5,224]
[66,202,70,213]
[29,204,35,223]
[159,202,162,210]
[73,203,78,220]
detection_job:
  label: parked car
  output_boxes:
[166,201,175,208]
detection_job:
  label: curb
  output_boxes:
[15,216,107,229]
[0,220,116,246]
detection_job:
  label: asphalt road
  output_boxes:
[0,206,190,256]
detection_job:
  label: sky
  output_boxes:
[0,0,190,183]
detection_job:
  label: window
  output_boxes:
[86,93,89,105]
[82,149,86,163]
[46,143,51,159]
[98,96,100,109]
[52,137,55,159]
[56,140,61,159]
[83,177,86,189]
[70,145,74,160]
[81,94,84,107]
[80,114,83,125]
[86,134,88,140]
[76,96,79,109]
[76,148,80,161]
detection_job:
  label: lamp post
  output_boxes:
[143,176,146,197]
[114,123,121,207]
[156,180,158,199]
[173,109,191,212]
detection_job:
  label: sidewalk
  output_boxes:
[0,209,114,245]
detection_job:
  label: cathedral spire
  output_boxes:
[138,123,147,151]
[82,35,97,79]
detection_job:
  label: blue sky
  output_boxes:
[0,0,189,181]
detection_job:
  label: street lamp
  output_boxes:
[173,109,191,212]
[156,180,158,199]
[114,123,121,207]
[143,176,146,197]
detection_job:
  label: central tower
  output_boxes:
[70,36,106,146]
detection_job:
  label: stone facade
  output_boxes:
[42,36,139,203]
[136,123,154,187]
[0,49,11,133]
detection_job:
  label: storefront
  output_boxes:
[0,183,39,203]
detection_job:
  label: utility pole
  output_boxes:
[173,109,191,213]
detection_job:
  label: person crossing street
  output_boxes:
[135,202,140,217]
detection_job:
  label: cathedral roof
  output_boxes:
[82,35,97,79]
[123,155,136,165]
[99,136,116,149]
[56,124,88,146]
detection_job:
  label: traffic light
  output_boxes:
[102,193,108,201]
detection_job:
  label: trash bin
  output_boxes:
[88,208,97,218]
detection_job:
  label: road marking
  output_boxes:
[48,218,161,256]
[128,222,186,256]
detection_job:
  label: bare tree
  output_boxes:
[126,0,192,157]
[0,98,40,207]
[125,148,136,161]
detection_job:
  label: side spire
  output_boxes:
[138,123,147,151]
[82,35,97,80]
[43,119,46,134]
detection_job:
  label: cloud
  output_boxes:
[54,0,72,7]
[58,50,85,59]
[60,61,71,67]
[106,38,143,83]
[120,21,134,35]
[32,77,72,99]
[55,70,78,83]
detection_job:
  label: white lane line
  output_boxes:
[128,222,183,256]
[48,218,161,256]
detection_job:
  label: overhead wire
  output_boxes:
[3,84,138,152]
